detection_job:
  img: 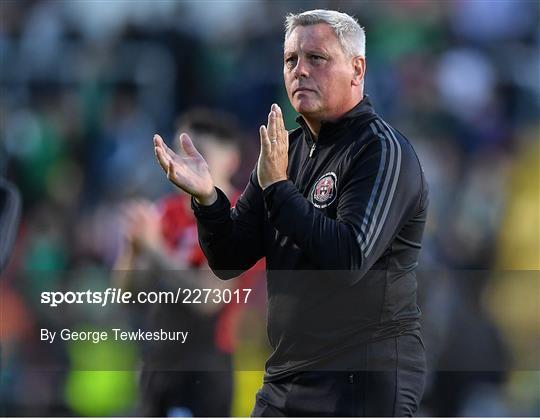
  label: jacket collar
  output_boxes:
[295,95,377,145]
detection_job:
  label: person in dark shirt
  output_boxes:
[153,9,428,417]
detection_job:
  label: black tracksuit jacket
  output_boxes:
[192,96,429,382]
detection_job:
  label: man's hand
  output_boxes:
[258,103,289,189]
[153,133,217,205]
[121,200,162,255]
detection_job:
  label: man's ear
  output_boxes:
[352,56,366,86]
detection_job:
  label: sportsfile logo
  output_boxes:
[40,287,252,307]
[41,288,137,307]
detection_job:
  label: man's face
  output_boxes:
[284,23,357,121]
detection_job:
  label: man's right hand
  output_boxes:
[153,133,217,205]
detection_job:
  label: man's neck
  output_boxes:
[304,119,321,140]
[302,95,364,140]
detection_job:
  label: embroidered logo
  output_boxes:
[311,172,337,208]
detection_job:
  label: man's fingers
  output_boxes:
[153,134,176,157]
[122,206,137,224]
[179,133,201,158]
[260,125,271,155]
[267,109,277,144]
[272,103,281,128]
[155,145,171,173]
[155,145,168,170]
[166,160,175,181]
[166,160,188,193]
[276,104,285,137]
[274,104,287,149]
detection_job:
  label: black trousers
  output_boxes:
[251,335,426,417]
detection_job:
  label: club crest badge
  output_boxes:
[311,172,337,208]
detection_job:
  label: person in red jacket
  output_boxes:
[115,109,254,417]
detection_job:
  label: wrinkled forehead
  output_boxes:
[283,23,342,55]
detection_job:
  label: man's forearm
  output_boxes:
[263,180,363,272]
[192,177,265,279]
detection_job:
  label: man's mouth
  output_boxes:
[293,87,315,95]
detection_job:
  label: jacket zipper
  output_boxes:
[296,142,318,195]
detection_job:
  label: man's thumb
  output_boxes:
[260,125,270,154]
[180,133,199,157]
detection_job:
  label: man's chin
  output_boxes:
[292,101,320,116]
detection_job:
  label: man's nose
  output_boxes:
[293,57,309,79]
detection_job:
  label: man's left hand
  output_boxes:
[257,103,289,189]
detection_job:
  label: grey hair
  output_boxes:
[284,9,366,58]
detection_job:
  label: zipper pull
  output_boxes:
[309,143,316,158]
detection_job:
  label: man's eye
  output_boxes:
[285,57,297,67]
[310,55,324,61]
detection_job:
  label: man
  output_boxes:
[154,10,428,417]
[116,109,250,416]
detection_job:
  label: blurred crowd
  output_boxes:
[1,0,539,417]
